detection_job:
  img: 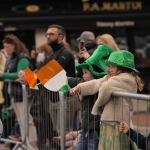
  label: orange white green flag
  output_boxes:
[25,59,70,93]
[24,68,38,89]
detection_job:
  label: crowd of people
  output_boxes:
[0,23,147,150]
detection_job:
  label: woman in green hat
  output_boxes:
[70,50,144,150]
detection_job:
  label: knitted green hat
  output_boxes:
[106,50,139,74]
[76,45,114,77]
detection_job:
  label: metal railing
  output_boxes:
[1,79,150,150]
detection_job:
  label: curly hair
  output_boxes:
[106,66,144,91]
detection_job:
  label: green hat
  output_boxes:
[106,50,139,74]
[76,45,114,77]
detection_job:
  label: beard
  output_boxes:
[48,38,59,48]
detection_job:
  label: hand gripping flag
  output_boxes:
[25,59,70,93]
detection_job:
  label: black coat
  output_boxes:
[41,43,76,102]
[127,128,150,150]
[44,42,76,77]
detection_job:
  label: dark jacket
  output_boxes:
[127,128,150,150]
[86,42,97,56]
[42,43,76,102]
[81,94,100,131]
[78,41,97,64]
[44,42,75,77]
[68,77,100,131]
[4,53,32,73]
[3,52,31,102]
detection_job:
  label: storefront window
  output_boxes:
[134,35,150,67]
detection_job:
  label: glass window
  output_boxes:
[134,35,150,67]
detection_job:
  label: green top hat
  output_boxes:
[76,45,114,77]
[106,50,139,74]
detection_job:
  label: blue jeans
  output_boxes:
[76,130,99,150]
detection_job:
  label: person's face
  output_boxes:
[82,68,94,81]
[46,28,62,46]
[107,64,118,76]
[30,50,36,58]
[96,38,106,46]
[3,43,15,56]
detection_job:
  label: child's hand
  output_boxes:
[119,121,129,133]
[70,86,79,95]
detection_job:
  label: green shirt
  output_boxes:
[2,58,30,80]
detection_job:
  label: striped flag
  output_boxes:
[25,59,70,93]
[24,68,37,89]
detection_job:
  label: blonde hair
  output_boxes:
[37,43,52,55]
[96,34,119,51]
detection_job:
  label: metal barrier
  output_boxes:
[0,80,36,150]
[58,92,150,150]
[112,92,150,150]
[0,80,25,150]
[1,79,150,150]
[112,92,150,101]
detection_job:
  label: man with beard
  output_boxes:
[44,24,75,76]
[19,24,77,149]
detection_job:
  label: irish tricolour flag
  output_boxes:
[25,60,70,93]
